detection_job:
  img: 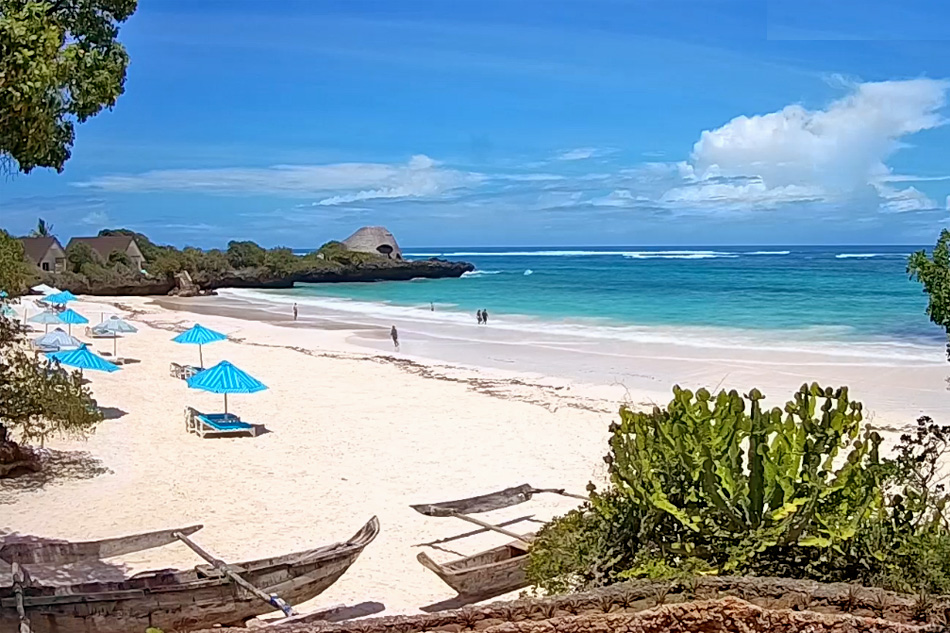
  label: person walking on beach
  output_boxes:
[476,310,483,325]
[292,303,298,321]
[390,325,399,351]
[482,309,489,325]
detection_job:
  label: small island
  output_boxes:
[17,225,474,297]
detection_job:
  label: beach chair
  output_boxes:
[170,362,200,379]
[184,406,259,438]
[85,325,114,339]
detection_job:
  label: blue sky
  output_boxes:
[3,0,950,248]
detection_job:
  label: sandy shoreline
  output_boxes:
[3,293,950,618]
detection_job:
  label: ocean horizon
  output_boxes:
[261,245,942,362]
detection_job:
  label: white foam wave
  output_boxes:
[524,269,534,276]
[747,250,791,255]
[623,251,738,260]
[461,270,502,277]
[217,288,942,366]
[409,250,642,257]
[836,253,879,259]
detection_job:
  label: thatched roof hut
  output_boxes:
[342,226,403,260]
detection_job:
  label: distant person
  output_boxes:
[430,302,434,312]
[292,303,298,321]
[390,325,399,351]
[476,310,483,325]
[482,309,489,325]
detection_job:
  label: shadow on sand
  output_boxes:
[0,450,112,504]
[0,530,133,586]
[99,407,128,420]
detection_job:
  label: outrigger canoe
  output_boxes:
[1,517,379,633]
[412,484,584,604]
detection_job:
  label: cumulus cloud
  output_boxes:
[684,78,949,208]
[76,155,478,203]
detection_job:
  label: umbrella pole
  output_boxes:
[199,345,204,368]
[224,393,228,415]
[113,335,117,358]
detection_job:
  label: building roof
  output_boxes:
[19,237,64,264]
[342,226,402,258]
[66,236,138,260]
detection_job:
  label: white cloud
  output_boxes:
[686,79,949,207]
[660,179,826,208]
[556,148,598,161]
[75,155,478,203]
[81,211,110,226]
[873,184,939,212]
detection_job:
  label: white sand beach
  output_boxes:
[3,294,950,617]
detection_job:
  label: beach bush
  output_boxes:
[527,385,950,596]
[0,229,30,294]
[226,240,266,269]
[908,230,950,361]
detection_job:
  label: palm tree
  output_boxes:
[30,218,53,238]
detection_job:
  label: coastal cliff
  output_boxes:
[44,257,474,296]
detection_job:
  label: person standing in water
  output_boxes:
[476,310,483,325]
[293,303,298,321]
[390,325,399,350]
[482,309,489,325]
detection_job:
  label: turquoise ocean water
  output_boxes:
[269,246,939,349]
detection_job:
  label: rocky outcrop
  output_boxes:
[44,258,473,297]
[45,276,176,296]
[294,258,471,283]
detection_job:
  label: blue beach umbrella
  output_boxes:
[95,316,138,357]
[187,360,267,414]
[47,344,120,374]
[46,290,78,305]
[34,328,82,351]
[58,308,89,335]
[29,310,63,333]
[1,305,15,319]
[172,324,227,368]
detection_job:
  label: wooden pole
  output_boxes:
[12,562,32,633]
[531,488,589,502]
[199,344,204,368]
[173,531,298,617]
[448,511,532,547]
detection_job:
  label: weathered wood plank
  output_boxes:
[0,525,203,565]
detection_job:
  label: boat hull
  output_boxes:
[1,517,379,633]
[417,539,530,600]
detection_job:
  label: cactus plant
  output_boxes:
[605,383,883,572]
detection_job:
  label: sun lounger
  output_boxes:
[85,326,115,339]
[169,362,200,379]
[184,406,259,438]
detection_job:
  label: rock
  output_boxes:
[174,271,200,297]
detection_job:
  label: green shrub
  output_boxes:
[607,384,883,572]
[65,242,101,273]
[226,240,266,269]
[263,247,298,276]
[527,385,950,596]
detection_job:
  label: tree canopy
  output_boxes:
[0,0,138,174]
[908,229,950,358]
[0,231,101,475]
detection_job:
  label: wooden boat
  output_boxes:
[412,484,585,604]
[1,517,379,633]
[416,537,533,600]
